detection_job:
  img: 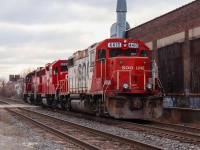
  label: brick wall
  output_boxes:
[126,0,200,93]
[127,0,200,42]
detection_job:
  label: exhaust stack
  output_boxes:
[110,0,130,38]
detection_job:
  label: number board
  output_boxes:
[60,63,68,66]
[108,42,122,48]
[128,43,139,48]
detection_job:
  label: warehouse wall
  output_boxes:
[126,0,200,93]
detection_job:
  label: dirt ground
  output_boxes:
[0,109,64,150]
[0,109,35,150]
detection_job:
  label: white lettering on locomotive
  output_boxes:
[136,66,145,70]
[122,66,145,70]
[128,43,139,48]
[122,66,134,70]
[108,42,122,48]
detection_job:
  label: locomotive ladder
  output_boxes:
[151,60,165,93]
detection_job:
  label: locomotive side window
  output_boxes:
[54,66,58,75]
[41,69,45,75]
[60,62,68,72]
[98,49,106,63]
[140,50,148,57]
[90,51,95,66]
[124,50,138,56]
[109,50,122,58]
[68,58,74,67]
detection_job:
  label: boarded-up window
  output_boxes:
[158,43,184,93]
[190,38,200,93]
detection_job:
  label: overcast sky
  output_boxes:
[0,0,195,80]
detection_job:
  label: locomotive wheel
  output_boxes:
[52,100,59,109]
[65,100,71,111]
[95,99,103,117]
[60,100,66,109]
[23,95,28,103]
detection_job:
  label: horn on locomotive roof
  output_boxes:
[110,0,130,38]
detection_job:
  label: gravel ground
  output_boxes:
[29,107,200,150]
[0,109,66,150]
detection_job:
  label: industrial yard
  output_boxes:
[0,0,200,150]
[0,97,199,150]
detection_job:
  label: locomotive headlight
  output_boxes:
[119,60,124,65]
[147,83,153,90]
[123,83,129,90]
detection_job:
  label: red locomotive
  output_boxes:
[23,0,163,120]
[24,60,68,107]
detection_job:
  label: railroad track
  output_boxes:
[0,100,9,105]
[46,108,200,145]
[0,97,25,104]
[6,108,163,150]
[3,97,200,145]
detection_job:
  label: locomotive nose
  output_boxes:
[108,57,149,93]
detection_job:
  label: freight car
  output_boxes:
[23,0,163,120]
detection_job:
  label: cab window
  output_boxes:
[54,66,58,75]
[124,50,138,56]
[109,50,122,58]
[98,49,106,63]
[140,50,148,57]
[60,66,68,72]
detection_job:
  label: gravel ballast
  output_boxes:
[29,107,200,150]
[0,109,66,150]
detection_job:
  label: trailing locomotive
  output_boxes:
[24,60,68,108]
[23,0,163,120]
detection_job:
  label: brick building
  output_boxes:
[127,0,200,94]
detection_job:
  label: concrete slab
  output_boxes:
[0,104,39,108]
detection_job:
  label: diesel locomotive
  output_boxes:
[23,0,163,120]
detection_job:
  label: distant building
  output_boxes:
[9,75,20,82]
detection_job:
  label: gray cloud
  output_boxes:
[0,0,195,79]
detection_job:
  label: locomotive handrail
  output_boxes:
[116,70,132,90]
[102,69,132,101]
[151,60,164,92]
[96,58,107,81]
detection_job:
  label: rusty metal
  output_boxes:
[166,93,200,96]
[158,43,184,93]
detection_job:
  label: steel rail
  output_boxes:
[49,108,200,144]
[150,122,200,135]
[0,100,9,104]
[6,108,101,150]
[0,97,25,104]
[5,97,25,104]
[118,121,200,143]
[17,108,163,150]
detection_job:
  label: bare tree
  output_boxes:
[20,67,35,78]
[0,77,6,96]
